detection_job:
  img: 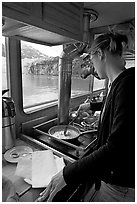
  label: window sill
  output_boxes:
[24,101,58,114]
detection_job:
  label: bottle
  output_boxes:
[2,90,16,153]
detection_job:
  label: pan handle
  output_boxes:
[79,129,97,136]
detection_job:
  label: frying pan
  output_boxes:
[48,125,97,141]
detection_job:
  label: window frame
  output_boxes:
[5,37,134,115]
[4,37,96,116]
[20,39,97,113]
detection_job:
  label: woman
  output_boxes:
[36,33,135,202]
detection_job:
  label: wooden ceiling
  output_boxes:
[2,2,135,54]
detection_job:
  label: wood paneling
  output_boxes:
[2,2,84,43]
[43,2,83,35]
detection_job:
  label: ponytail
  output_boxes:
[90,33,128,56]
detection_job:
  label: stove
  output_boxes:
[33,118,98,161]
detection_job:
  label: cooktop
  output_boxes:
[33,122,97,161]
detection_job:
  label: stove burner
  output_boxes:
[34,122,97,160]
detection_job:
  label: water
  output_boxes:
[22,74,92,107]
[2,57,105,108]
[2,70,104,108]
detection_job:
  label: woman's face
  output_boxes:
[91,51,107,80]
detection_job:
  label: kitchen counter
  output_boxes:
[2,136,93,202]
[2,139,44,202]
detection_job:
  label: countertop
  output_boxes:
[2,137,88,202]
[2,139,44,202]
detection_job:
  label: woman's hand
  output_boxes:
[36,170,66,202]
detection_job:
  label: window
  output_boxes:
[93,78,105,91]
[2,36,8,96]
[21,41,94,111]
[71,57,94,97]
[71,75,93,97]
[125,60,135,68]
[92,58,135,92]
[21,40,63,109]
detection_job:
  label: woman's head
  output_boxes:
[90,33,128,56]
[89,33,128,79]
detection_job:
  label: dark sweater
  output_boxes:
[63,67,135,188]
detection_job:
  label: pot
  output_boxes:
[48,125,97,141]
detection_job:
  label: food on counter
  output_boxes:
[84,117,97,124]
[52,129,79,140]
[87,110,93,116]
[75,116,83,123]
[79,111,90,118]
[93,120,99,129]
[69,109,100,130]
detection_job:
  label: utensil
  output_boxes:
[64,114,78,136]
[64,107,80,136]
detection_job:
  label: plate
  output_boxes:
[4,146,33,163]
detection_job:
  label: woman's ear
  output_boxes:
[97,48,104,60]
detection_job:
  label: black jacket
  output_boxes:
[63,67,135,188]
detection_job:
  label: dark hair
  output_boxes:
[90,33,128,56]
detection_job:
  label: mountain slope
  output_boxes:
[2,43,50,59]
[2,43,82,76]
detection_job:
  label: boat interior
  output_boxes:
[2,2,135,202]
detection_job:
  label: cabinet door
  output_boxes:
[3,2,84,42]
[42,2,84,39]
[2,3,42,22]
[3,2,32,15]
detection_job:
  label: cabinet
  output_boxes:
[2,2,84,44]
[2,2,42,20]
[42,3,83,36]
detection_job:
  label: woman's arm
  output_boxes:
[78,101,103,112]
